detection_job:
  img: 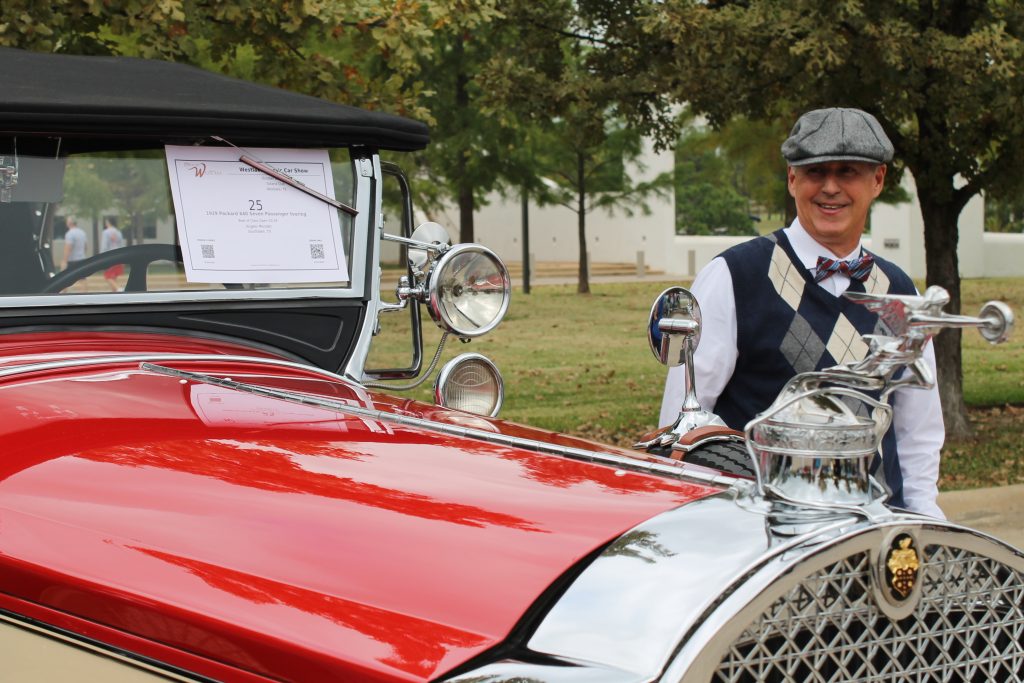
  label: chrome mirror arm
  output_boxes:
[380,232,451,255]
[638,287,727,452]
[662,317,723,434]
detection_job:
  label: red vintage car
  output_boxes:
[1,47,1022,682]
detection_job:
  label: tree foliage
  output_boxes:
[674,125,757,236]
[390,7,523,244]
[0,0,501,120]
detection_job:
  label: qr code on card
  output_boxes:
[201,244,215,259]
[309,242,325,260]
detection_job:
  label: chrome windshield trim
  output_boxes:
[0,353,349,382]
[342,151,380,381]
[140,362,741,490]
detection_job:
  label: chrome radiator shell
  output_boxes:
[449,493,1024,682]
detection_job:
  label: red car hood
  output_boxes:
[0,333,719,682]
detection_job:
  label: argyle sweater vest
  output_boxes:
[714,229,917,508]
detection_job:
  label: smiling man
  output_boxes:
[660,107,945,517]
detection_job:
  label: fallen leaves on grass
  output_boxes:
[940,405,1024,491]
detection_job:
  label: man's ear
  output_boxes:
[873,164,887,197]
[787,166,797,197]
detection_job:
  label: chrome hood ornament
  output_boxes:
[748,285,1014,510]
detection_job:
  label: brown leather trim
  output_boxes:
[675,426,744,448]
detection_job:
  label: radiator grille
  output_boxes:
[713,544,1024,682]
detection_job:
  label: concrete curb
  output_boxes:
[939,484,1024,550]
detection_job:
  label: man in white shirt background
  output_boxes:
[660,107,945,518]
[60,216,89,291]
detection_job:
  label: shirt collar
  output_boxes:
[783,218,863,269]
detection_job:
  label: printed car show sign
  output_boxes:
[165,145,348,283]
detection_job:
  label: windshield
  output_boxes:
[0,144,357,298]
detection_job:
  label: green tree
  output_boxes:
[480,0,672,293]
[62,158,115,250]
[396,6,522,244]
[674,124,758,236]
[585,0,1024,437]
[63,153,173,246]
[714,118,790,218]
[985,192,1024,233]
[532,117,670,293]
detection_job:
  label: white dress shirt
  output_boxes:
[660,220,946,518]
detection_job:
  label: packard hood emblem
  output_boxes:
[873,529,924,619]
[886,535,920,598]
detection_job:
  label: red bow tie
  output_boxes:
[814,253,874,283]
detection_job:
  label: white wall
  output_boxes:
[983,232,1024,277]
[473,138,678,273]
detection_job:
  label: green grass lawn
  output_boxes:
[367,277,1024,491]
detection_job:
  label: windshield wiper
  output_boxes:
[210,136,357,216]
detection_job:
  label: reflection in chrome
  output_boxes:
[428,245,511,338]
[638,286,728,453]
[141,362,741,490]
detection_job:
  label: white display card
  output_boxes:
[165,145,348,283]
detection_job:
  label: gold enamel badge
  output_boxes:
[886,536,920,597]
[873,530,924,619]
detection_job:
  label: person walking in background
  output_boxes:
[100,217,125,291]
[61,216,89,290]
[659,107,944,518]
[61,216,87,270]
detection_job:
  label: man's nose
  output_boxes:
[821,173,840,193]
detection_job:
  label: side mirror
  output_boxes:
[408,221,450,271]
[637,287,727,451]
[648,286,702,367]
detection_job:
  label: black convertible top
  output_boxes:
[0,47,429,151]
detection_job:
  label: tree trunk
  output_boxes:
[521,188,531,295]
[455,44,474,245]
[784,191,797,227]
[576,151,590,295]
[91,211,100,259]
[918,185,971,439]
[458,184,474,245]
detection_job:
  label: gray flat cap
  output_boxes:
[781,107,894,166]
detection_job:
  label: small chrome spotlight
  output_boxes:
[434,353,504,417]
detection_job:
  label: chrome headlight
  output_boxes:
[425,244,511,338]
[434,353,504,417]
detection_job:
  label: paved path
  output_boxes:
[939,484,1024,550]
